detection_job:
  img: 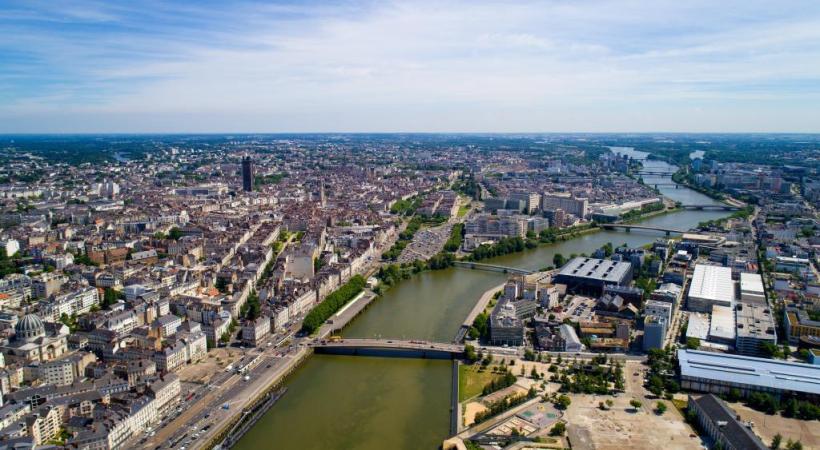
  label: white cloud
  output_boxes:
[1,0,820,132]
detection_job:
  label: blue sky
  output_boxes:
[1,0,820,133]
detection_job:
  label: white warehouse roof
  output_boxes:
[689,265,734,304]
[740,272,764,295]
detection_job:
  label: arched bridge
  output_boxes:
[601,223,686,234]
[311,339,464,359]
[452,261,534,275]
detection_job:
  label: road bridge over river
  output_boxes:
[600,223,687,234]
[452,261,534,275]
[679,204,741,211]
[312,339,464,359]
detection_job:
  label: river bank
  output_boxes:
[233,151,732,450]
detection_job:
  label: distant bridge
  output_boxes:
[680,204,741,211]
[452,261,534,275]
[312,339,464,359]
[601,223,687,234]
[636,171,676,176]
[652,183,681,188]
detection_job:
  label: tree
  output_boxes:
[464,344,478,363]
[555,394,572,410]
[761,342,781,358]
[524,348,535,361]
[215,277,229,293]
[630,399,642,410]
[788,440,803,450]
[685,337,700,350]
[168,227,183,240]
[655,401,667,415]
[553,253,567,268]
[647,374,665,396]
[549,422,566,436]
[605,399,614,409]
[771,433,782,450]
[102,288,123,309]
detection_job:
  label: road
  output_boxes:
[137,320,306,450]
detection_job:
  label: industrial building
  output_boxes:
[554,257,633,296]
[687,265,734,312]
[734,302,777,356]
[687,394,767,450]
[678,349,820,399]
[708,305,736,346]
[739,272,766,305]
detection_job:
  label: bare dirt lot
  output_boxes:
[564,394,703,450]
[733,403,819,450]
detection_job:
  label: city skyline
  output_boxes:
[2,0,820,133]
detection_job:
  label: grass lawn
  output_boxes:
[459,363,504,402]
[457,203,471,217]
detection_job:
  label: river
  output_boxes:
[234,151,728,450]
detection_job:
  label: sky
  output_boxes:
[1,0,820,133]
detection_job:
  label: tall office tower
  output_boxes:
[242,156,254,192]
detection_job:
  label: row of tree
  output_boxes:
[481,370,517,396]
[473,390,535,424]
[745,391,820,420]
[301,275,366,333]
[443,223,464,252]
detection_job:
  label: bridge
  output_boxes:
[636,171,676,176]
[652,183,681,188]
[680,204,741,211]
[311,339,464,359]
[452,261,534,275]
[601,223,687,234]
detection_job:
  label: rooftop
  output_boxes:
[678,349,820,396]
[689,264,734,304]
[557,257,632,282]
[736,302,776,340]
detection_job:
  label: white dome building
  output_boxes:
[1,313,68,363]
[15,314,46,341]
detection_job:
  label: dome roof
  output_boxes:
[15,314,45,341]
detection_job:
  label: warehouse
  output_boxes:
[678,349,820,399]
[739,272,766,305]
[687,264,734,312]
[554,257,633,296]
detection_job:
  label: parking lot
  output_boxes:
[398,222,453,263]
[557,295,597,322]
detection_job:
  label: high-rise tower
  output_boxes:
[242,156,254,192]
